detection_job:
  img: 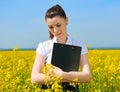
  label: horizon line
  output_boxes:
[0,47,120,51]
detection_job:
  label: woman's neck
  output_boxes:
[56,35,68,44]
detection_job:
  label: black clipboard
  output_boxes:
[51,43,82,72]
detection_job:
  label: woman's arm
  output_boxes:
[31,53,46,84]
[61,53,92,83]
[31,53,92,84]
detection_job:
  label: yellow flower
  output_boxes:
[73,78,78,83]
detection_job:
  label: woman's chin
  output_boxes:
[55,34,62,39]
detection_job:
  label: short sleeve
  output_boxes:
[36,43,47,58]
[81,43,88,55]
[71,38,88,55]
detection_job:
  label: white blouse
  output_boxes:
[36,36,88,63]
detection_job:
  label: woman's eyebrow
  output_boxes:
[56,22,61,25]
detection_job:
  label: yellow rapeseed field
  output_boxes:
[0,50,120,92]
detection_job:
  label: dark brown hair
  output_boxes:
[45,4,67,39]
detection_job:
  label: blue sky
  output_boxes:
[0,0,120,49]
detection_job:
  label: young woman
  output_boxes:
[31,4,92,91]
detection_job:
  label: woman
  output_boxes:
[31,4,92,91]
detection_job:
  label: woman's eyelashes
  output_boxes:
[48,26,53,30]
[56,24,61,27]
[48,24,61,30]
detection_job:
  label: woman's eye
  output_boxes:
[49,27,53,29]
[57,24,61,27]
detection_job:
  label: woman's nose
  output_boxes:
[53,28,58,33]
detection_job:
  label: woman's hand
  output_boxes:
[49,65,64,77]
[54,66,64,77]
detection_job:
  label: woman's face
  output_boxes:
[46,16,68,41]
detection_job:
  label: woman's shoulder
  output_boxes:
[69,37,88,55]
[36,39,53,57]
[37,39,52,47]
[70,37,85,46]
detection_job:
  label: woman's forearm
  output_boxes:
[31,72,92,84]
[62,71,92,83]
[31,73,45,84]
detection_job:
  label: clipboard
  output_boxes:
[51,43,82,72]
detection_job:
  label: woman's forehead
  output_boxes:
[46,16,65,25]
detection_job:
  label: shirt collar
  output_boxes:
[51,36,57,43]
[51,36,72,45]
